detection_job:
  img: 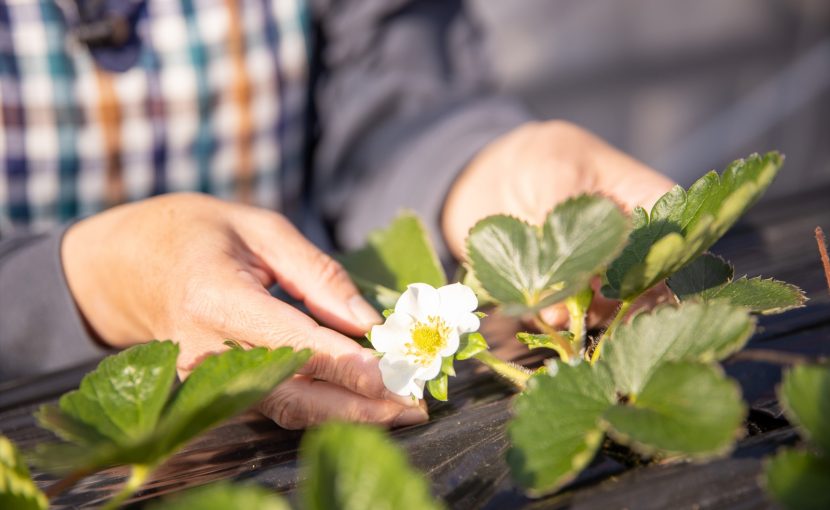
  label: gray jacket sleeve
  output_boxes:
[0,227,108,382]
[309,0,533,259]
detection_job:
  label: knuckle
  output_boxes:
[264,389,309,430]
[313,252,348,288]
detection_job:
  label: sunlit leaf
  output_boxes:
[603,361,744,456]
[604,152,783,300]
[427,373,448,402]
[0,436,48,510]
[468,195,629,314]
[507,364,615,496]
[455,332,488,361]
[516,332,574,351]
[35,344,310,473]
[601,302,755,395]
[302,423,443,510]
[341,213,446,309]
[149,482,290,510]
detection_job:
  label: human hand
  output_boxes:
[62,193,428,429]
[442,120,676,329]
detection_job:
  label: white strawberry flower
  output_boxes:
[370,283,480,399]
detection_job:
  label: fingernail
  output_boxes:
[349,295,382,328]
[383,389,421,408]
[392,407,429,428]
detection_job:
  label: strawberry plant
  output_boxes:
[344,151,808,495]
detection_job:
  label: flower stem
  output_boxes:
[102,464,151,510]
[473,350,533,390]
[565,287,593,345]
[590,300,632,365]
[532,315,578,362]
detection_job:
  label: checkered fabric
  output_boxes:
[0,0,310,235]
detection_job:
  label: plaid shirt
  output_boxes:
[0,0,310,235]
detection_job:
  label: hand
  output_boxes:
[442,120,676,329]
[62,193,428,429]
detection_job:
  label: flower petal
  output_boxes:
[395,283,440,321]
[437,283,478,313]
[370,312,414,353]
[456,312,480,334]
[438,329,460,358]
[379,355,422,397]
[415,356,443,382]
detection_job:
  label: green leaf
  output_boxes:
[149,482,290,510]
[440,356,456,377]
[603,361,745,456]
[35,345,311,472]
[455,332,488,361]
[41,340,179,446]
[301,422,443,510]
[467,195,629,314]
[668,253,806,314]
[702,277,806,314]
[666,253,734,300]
[150,346,312,461]
[0,436,48,510]
[764,449,830,510]
[604,152,783,300]
[340,213,446,308]
[779,365,830,455]
[516,332,574,351]
[602,302,755,395]
[427,373,448,401]
[507,364,615,496]
[382,308,394,318]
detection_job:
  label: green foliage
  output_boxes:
[340,213,447,309]
[57,340,178,445]
[0,436,47,510]
[779,365,830,453]
[509,302,756,496]
[507,365,615,496]
[516,332,574,351]
[467,195,629,314]
[603,152,783,301]
[764,449,830,510]
[455,332,488,361]
[603,361,744,456]
[35,341,310,473]
[302,422,443,510]
[149,482,291,510]
[602,302,755,395]
[763,365,830,510]
[668,253,806,314]
[427,373,449,401]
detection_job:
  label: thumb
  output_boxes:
[234,211,382,336]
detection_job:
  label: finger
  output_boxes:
[258,375,429,430]
[234,212,381,336]
[191,279,417,407]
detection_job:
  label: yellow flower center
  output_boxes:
[405,316,450,366]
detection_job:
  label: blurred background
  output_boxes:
[475,0,830,198]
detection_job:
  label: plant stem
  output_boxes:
[816,226,830,295]
[565,287,593,345]
[102,464,151,510]
[532,315,578,362]
[473,350,533,390]
[590,300,632,365]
